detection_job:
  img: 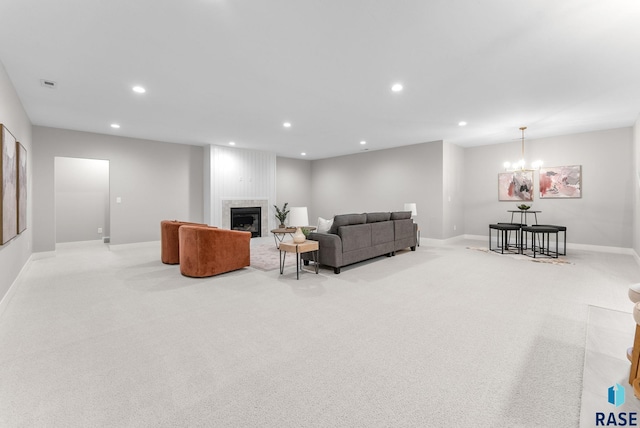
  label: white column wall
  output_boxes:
[206,145,277,231]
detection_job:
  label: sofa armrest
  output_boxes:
[303,232,343,268]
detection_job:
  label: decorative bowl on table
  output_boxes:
[517,204,531,211]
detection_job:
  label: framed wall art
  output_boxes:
[1,124,18,244]
[17,142,27,234]
[498,170,533,201]
[539,165,581,198]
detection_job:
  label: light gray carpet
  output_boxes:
[0,238,638,427]
[580,305,640,426]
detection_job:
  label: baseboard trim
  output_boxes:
[422,235,472,246]
[567,243,635,255]
[108,240,159,251]
[0,253,33,318]
[464,234,486,242]
[462,234,635,255]
[31,250,56,260]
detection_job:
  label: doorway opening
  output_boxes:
[54,157,110,246]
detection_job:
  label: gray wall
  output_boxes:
[33,126,204,252]
[54,157,110,243]
[464,127,634,247]
[276,156,312,211]
[634,117,640,257]
[0,61,32,301]
[309,141,445,239]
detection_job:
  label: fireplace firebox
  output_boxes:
[230,207,261,237]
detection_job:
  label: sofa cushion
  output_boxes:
[371,221,394,245]
[366,212,391,223]
[390,211,412,220]
[329,213,367,234]
[339,223,372,252]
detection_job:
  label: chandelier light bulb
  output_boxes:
[502,127,544,171]
[531,160,543,169]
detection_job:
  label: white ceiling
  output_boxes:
[1,0,640,159]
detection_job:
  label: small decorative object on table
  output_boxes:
[273,202,290,228]
[288,207,309,244]
[517,204,531,211]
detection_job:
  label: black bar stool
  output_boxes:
[498,222,527,250]
[489,223,521,254]
[536,224,567,255]
[521,225,559,258]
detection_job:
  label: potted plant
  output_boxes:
[273,202,290,228]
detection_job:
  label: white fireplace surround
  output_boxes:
[222,199,269,238]
[205,146,276,232]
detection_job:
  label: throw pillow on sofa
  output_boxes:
[317,216,334,234]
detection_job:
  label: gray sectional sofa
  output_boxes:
[303,211,418,274]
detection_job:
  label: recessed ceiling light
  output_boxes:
[458,121,467,127]
[229,141,235,146]
[283,122,292,128]
[110,123,120,129]
[132,86,146,94]
[301,152,306,156]
[360,141,367,145]
[391,83,403,92]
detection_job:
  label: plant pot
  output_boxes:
[279,223,286,229]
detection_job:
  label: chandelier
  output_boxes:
[503,127,543,171]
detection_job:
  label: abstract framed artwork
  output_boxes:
[1,124,18,244]
[539,165,581,198]
[17,142,27,234]
[498,170,534,201]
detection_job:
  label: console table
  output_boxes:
[507,210,541,225]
